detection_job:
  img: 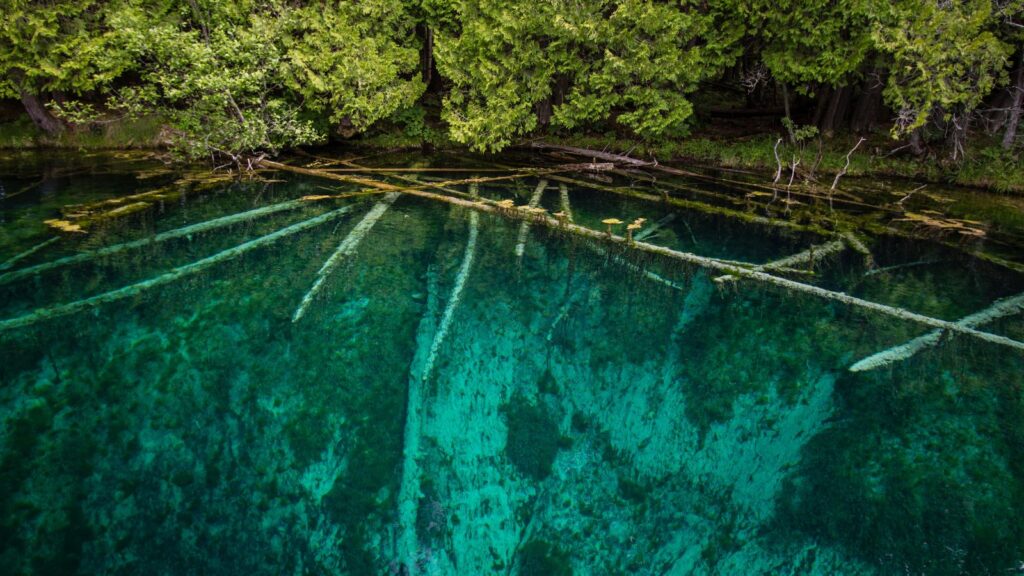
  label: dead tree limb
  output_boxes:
[831,137,867,190]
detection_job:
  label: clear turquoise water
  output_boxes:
[0,151,1022,575]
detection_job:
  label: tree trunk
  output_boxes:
[821,86,848,135]
[1002,50,1024,150]
[811,86,832,127]
[535,97,552,127]
[19,91,63,136]
[985,88,1013,134]
[851,72,885,134]
[419,24,433,87]
[949,110,970,161]
[781,82,795,144]
[909,128,925,156]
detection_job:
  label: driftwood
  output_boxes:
[545,173,830,235]
[0,206,355,334]
[832,137,867,191]
[261,160,1024,355]
[292,193,401,322]
[544,143,887,213]
[850,291,1024,371]
[291,151,1024,298]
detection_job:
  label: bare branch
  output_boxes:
[831,137,867,190]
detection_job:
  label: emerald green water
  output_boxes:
[1,151,1022,575]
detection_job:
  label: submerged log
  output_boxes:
[849,291,1024,372]
[0,206,355,334]
[558,183,574,222]
[713,239,845,284]
[514,179,547,260]
[262,160,1024,355]
[292,193,401,322]
[634,213,676,242]
[398,206,480,573]
[0,197,320,287]
[0,237,60,272]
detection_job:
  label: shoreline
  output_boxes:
[2,117,1021,195]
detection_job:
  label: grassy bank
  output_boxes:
[545,132,1024,195]
[0,116,166,150]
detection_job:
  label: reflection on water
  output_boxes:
[0,151,1022,575]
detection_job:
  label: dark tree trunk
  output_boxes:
[909,128,925,156]
[821,85,850,136]
[1002,49,1024,150]
[19,91,63,136]
[851,72,885,134]
[811,86,832,127]
[419,24,433,87]
[780,82,795,144]
[535,97,552,127]
[986,88,1014,135]
[553,75,570,107]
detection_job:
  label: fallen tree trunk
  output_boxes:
[262,160,1024,355]
[849,291,1024,371]
[292,193,401,322]
[398,204,479,574]
[0,196,320,287]
[713,239,845,284]
[541,143,886,212]
[0,237,60,272]
[558,183,573,222]
[0,206,355,334]
[545,173,830,235]
[515,179,547,260]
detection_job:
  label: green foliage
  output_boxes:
[0,0,131,97]
[873,0,1012,136]
[740,0,878,88]
[436,0,740,151]
[109,0,321,160]
[279,1,423,129]
[105,0,423,160]
[1,0,1023,161]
